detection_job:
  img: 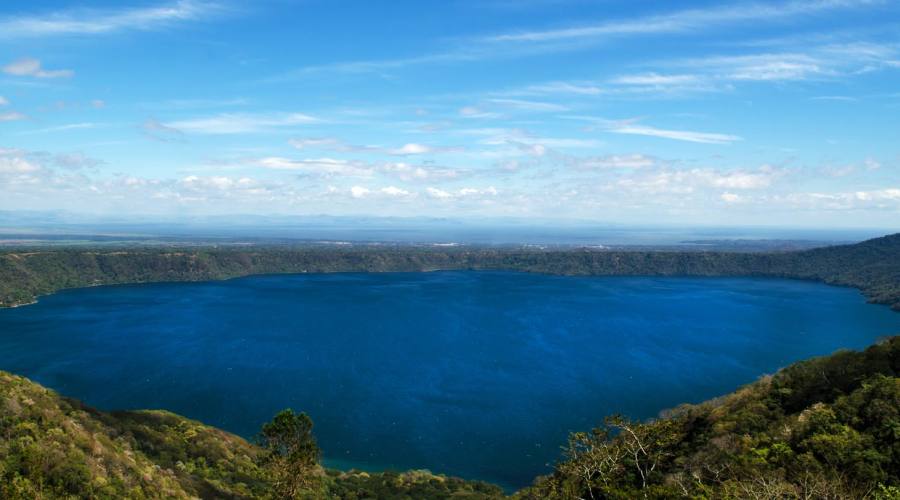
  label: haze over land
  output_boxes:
[1,0,899,228]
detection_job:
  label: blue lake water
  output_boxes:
[0,272,898,489]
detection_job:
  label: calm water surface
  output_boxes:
[0,272,898,489]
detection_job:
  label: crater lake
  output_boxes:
[0,271,898,489]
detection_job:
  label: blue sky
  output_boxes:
[1,0,899,228]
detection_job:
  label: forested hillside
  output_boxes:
[2,233,899,310]
[0,370,502,499]
[515,336,900,499]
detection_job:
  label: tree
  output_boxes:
[257,409,322,499]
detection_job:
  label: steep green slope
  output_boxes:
[0,371,503,499]
[515,336,900,499]
[2,233,899,310]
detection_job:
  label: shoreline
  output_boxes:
[2,268,898,313]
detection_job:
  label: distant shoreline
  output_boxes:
[2,234,899,313]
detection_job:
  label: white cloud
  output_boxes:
[0,96,8,106]
[615,167,778,195]
[180,175,255,190]
[379,162,460,182]
[576,154,656,169]
[165,112,318,134]
[704,170,773,189]
[854,189,900,201]
[426,186,498,199]
[669,45,898,84]
[2,58,73,78]
[720,55,826,81]
[784,188,900,210]
[350,186,370,198]
[610,73,700,86]
[513,81,605,96]
[381,186,413,197]
[720,192,742,203]
[609,123,742,144]
[390,143,432,155]
[0,0,222,38]
[0,111,26,122]
[426,187,453,199]
[0,150,40,173]
[257,157,373,177]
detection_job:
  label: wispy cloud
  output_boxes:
[0,0,224,38]
[164,112,318,134]
[264,51,480,82]
[486,98,569,112]
[684,53,828,81]
[483,1,882,43]
[289,137,462,156]
[497,39,898,101]
[3,58,73,78]
[810,95,859,101]
[264,1,889,83]
[610,123,742,144]
[659,42,900,84]
[609,73,701,86]
[17,122,103,135]
[142,119,186,142]
[141,97,249,110]
[459,106,502,119]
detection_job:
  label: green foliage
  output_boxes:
[519,337,900,499]
[0,372,504,499]
[323,469,505,499]
[257,409,323,498]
